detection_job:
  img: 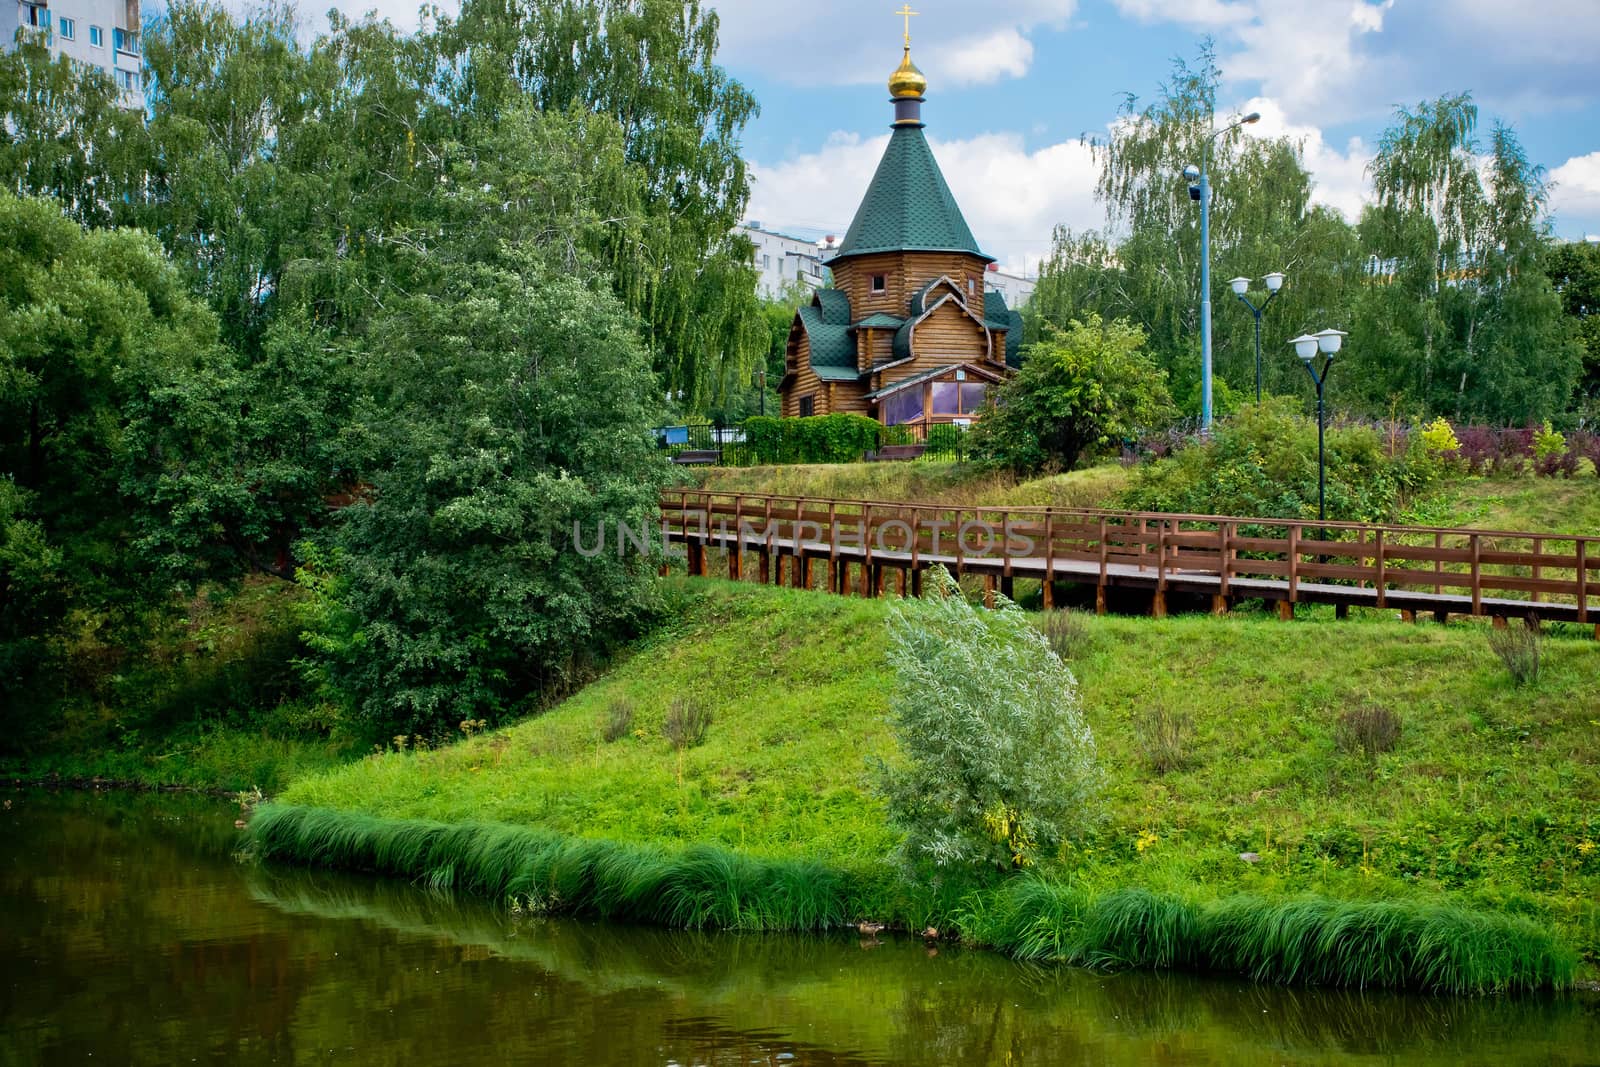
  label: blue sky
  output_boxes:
[321,0,1600,273]
[704,0,1600,273]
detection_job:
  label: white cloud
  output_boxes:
[746,129,1099,275]
[705,0,1077,88]
[923,28,1034,87]
[1550,152,1600,233]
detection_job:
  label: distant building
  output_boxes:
[2,0,145,111]
[738,222,835,298]
[983,265,1035,309]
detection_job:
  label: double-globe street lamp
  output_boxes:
[1185,110,1261,433]
[1229,272,1286,404]
[1288,328,1347,526]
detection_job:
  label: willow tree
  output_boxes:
[1037,45,1362,413]
[1352,95,1580,421]
[434,0,769,410]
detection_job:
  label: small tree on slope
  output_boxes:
[876,568,1101,873]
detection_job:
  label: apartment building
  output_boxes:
[2,0,145,110]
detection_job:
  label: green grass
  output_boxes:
[262,577,1599,990]
[692,461,1131,509]
[1407,472,1600,534]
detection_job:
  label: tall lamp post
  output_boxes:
[1289,328,1346,526]
[1186,110,1261,433]
[1229,272,1286,404]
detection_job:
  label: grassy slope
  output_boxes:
[1408,473,1600,534]
[698,462,1600,538]
[691,461,1131,509]
[276,578,1600,971]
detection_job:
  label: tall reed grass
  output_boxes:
[247,805,851,931]
[247,805,1576,993]
[961,877,1575,994]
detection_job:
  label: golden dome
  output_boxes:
[888,49,927,99]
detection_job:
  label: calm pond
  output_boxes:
[2,790,1595,1066]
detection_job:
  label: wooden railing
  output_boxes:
[659,489,1599,630]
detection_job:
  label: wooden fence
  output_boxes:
[659,489,1600,633]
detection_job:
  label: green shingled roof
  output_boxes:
[796,303,857,379]
[853,313,906,330]
[835,126,994,264]
[983,291,1025,368]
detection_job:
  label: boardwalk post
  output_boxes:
[1375,528,1387,609]
[730,496,743,581]
[1288,524,1301,604]
[1096,515,1108,611]
[1470,534,1482,617]
[1531,537,1542,604]
[1578,539,1589,627]
[1434,531,1444,595]
[1043,511,1056,610]
[1278,600,1293,621]
[1212,596,1229,616]
[984,575,997,610]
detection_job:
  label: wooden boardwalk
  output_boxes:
[660,489,1600,634]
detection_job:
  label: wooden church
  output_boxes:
[778,20,1023,430]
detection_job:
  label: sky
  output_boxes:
[310,0,1600,275]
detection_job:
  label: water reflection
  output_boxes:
[2,789,1595,1067]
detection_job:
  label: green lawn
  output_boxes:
[276,577,1600,970]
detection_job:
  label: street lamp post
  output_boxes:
[1289,328,1346,526]
[1229,272,1286,404]
[1187,111,1261,433]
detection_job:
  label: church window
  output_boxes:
[870,274,886,293]
[882,388,924,426]
[798,395,816,417]
[933,380,987,415]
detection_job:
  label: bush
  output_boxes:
[876,567,1100,872]
[1136,705,1193,776]
[1487,620,1541,686]
[1121,400,1436,523]
[1037,609,1088,662]
[601,698,634,743]
[742,413,885,464]
[662,697,713,750]
[1418,416,1460,459]
[1335,705,1402,762]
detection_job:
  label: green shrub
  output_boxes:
[662,697,713,750]
[1533,420,1566,460]
[876,567,1100,872]
[1487,621,1541,686]
[1419,416,1460,457]
[742,413,885,464]
[1122,399,1437,523]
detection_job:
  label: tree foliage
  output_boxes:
[971,315,1175,475]
[0,193,228,690]
[876,568,1100,873]
[1031,46,1581,424]
[300,256,667,734]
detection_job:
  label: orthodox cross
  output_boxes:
[895,4,919,47]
